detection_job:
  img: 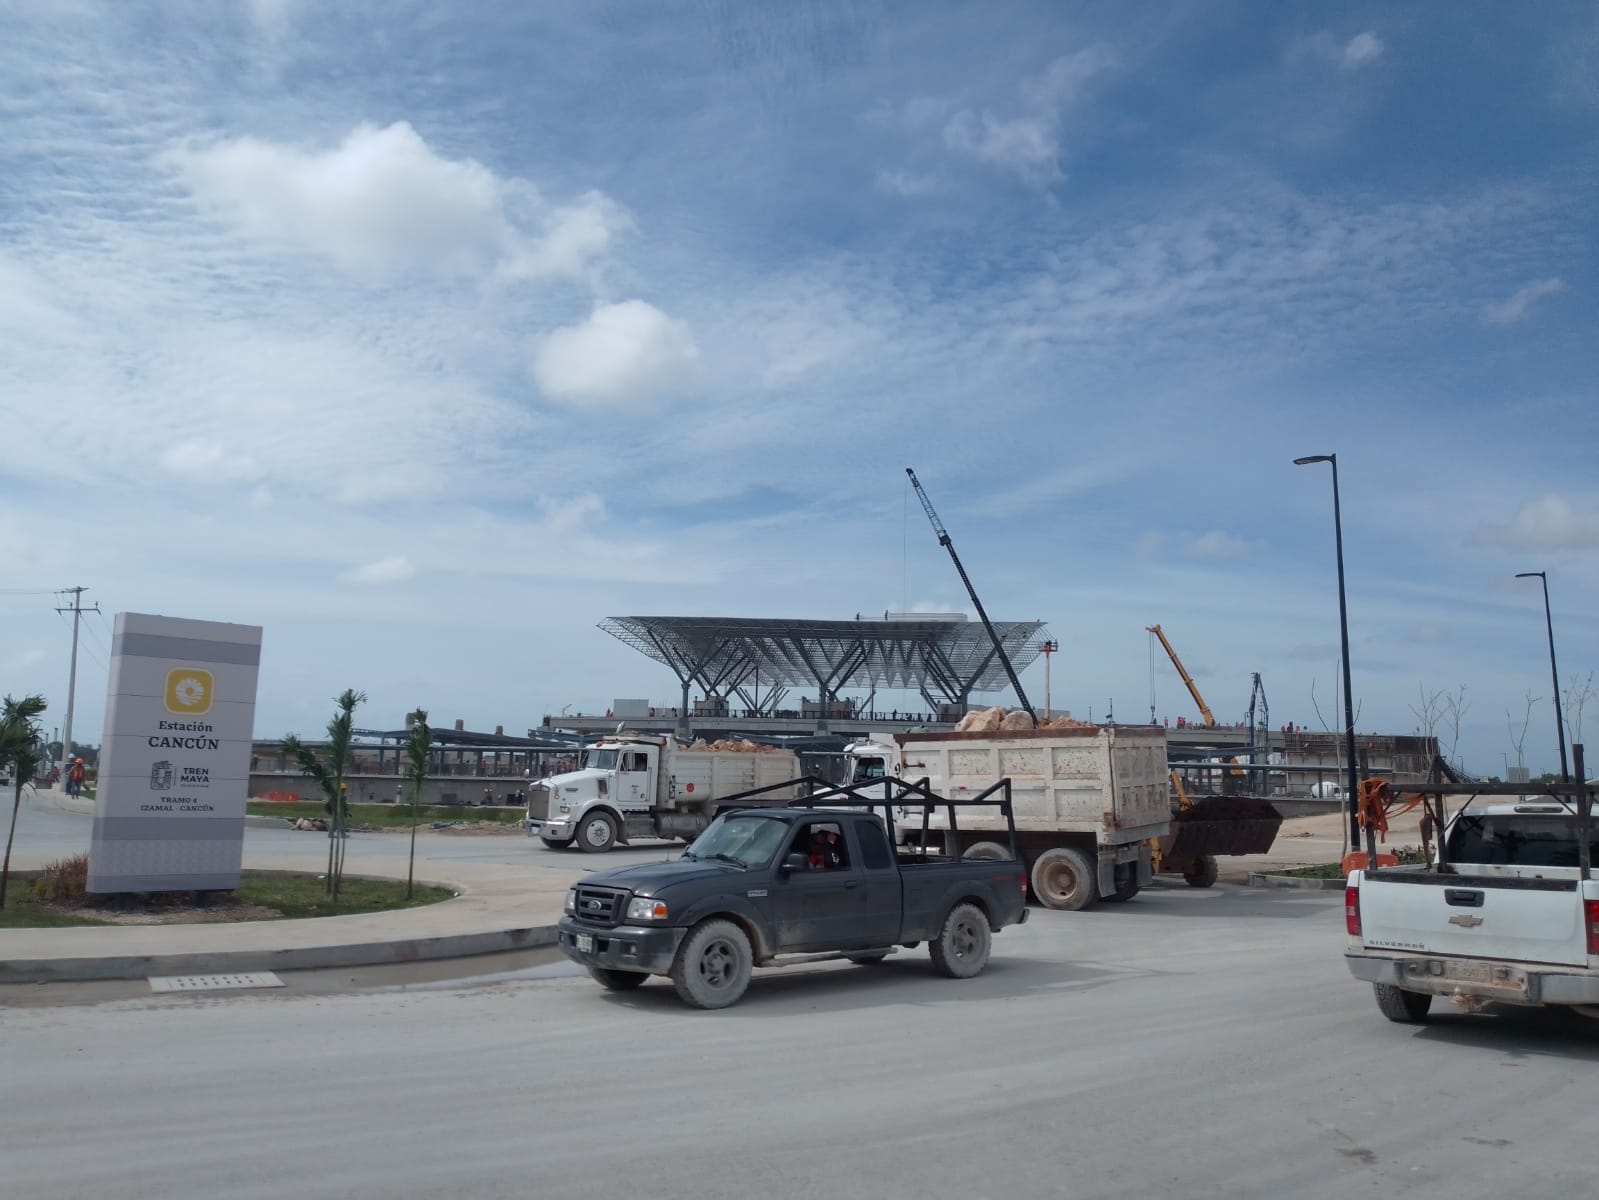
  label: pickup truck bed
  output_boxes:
[557,805,1029,1008]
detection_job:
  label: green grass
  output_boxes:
[1276,862,1346,879]
[234,872,453,918]
[0,889,113,927]
[247,801,524,827]
[0,872,452,927]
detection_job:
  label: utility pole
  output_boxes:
[55,586,99,774]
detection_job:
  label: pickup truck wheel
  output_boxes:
[1031,847,1097,911]
[929,903,991,979]
[963,841,1014,861]
[576,811,617,853]
[588,967,648,991]
[847,952,890,965]
[671,919,753,1009]
[1183,855,1219,888]
[1373,983,1432,1023]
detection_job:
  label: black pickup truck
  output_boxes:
[556,793,1030,1009]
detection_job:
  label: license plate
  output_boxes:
[1426,959,1527,991]
[575,934,593,954]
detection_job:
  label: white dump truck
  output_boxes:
[842,726,1171,909]
[526,734,802,852]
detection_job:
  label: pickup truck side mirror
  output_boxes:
[780,852,808,875]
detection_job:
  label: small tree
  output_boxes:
[1507,690,1539,776]
[403,708,433,900]
[1,694,48,909]
[1564,670,1593,751]
[281,688,366,899]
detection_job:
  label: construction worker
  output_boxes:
[67,757,86,797]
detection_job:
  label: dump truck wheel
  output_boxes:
[671,919,753,1009]
[576,811,617,853]
[1183,855,1219,888]
[929,903,991,978]
[962,841,1014,861]
[1104,864,1139,902]
[539,837,573,851]
[1373,983,1432,1024]
[588,967,648,991]
[1030,847,1097,910]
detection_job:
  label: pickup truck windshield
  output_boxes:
[582,750,618,770]
[685,814,789,867]
[1446,813,1599,868]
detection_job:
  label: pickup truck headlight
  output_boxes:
[564,888,577,915]
[627,896,669,921]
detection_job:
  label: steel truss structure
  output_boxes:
[599,615,1050,721]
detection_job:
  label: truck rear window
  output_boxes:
[1446,814,1599,868]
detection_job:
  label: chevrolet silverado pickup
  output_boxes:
[1345,791,1599,1023]
[556,798,1030,1009]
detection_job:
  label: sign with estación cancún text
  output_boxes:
[88,613,263,893]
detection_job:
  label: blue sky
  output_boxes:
[1,1,1596,774]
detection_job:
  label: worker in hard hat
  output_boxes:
[67,757,86,797]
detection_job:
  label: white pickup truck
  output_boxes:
[1345,796,1599,1023]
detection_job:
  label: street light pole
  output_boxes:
[1294,454,1363,857]
[1515,571,1569,782]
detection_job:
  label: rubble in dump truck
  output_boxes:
[953,706,1096,733]
[683,738,784,753]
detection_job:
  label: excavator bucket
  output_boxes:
[1161,795,1283,861]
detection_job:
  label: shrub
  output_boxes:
[31,852,89,903]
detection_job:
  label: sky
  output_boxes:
[1,0,1596,776]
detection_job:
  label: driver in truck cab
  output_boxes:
[808,827,845,870]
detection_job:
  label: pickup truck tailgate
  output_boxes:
[1358,871,1589,967]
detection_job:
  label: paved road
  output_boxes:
[4,882,1595,1200]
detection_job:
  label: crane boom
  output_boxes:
[906,467,1037,727]
[1145,624,1216,726]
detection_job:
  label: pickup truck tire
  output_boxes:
[963,841,1014,861]
[1373,983,1432,1024]
[847,951,890,965]
[589,967,648,991]
[576,811,618,853]
[929,902,991,979]
[671,919,753,1009]
[1031,847,1097,911]
[1183,855,1219,888]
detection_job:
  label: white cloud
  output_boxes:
[532,300,700,405]
[340,557,417,587]
[538,493,606,534]
[159,439,263,484]
[1341,32,1385,70]
[939,47,1116,184]
[163,122,630,282]
[873,47,1115,186]
[1469,496,1599,552]
[1185,531,1250,560]
[1298,31,1386,71]
[1481,277,1566,326]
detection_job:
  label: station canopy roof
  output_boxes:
[598,615,1050,704]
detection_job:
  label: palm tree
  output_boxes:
[281,688,365,899]
[1,694,48,908]
[403,709,433,899]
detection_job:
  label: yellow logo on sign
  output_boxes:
[165,667,214,715]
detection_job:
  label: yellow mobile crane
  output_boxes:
[1145,624,1282,886]
[1146,624,1215,727]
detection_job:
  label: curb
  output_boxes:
[1247,872,1345,891]
[0,924,560,984]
